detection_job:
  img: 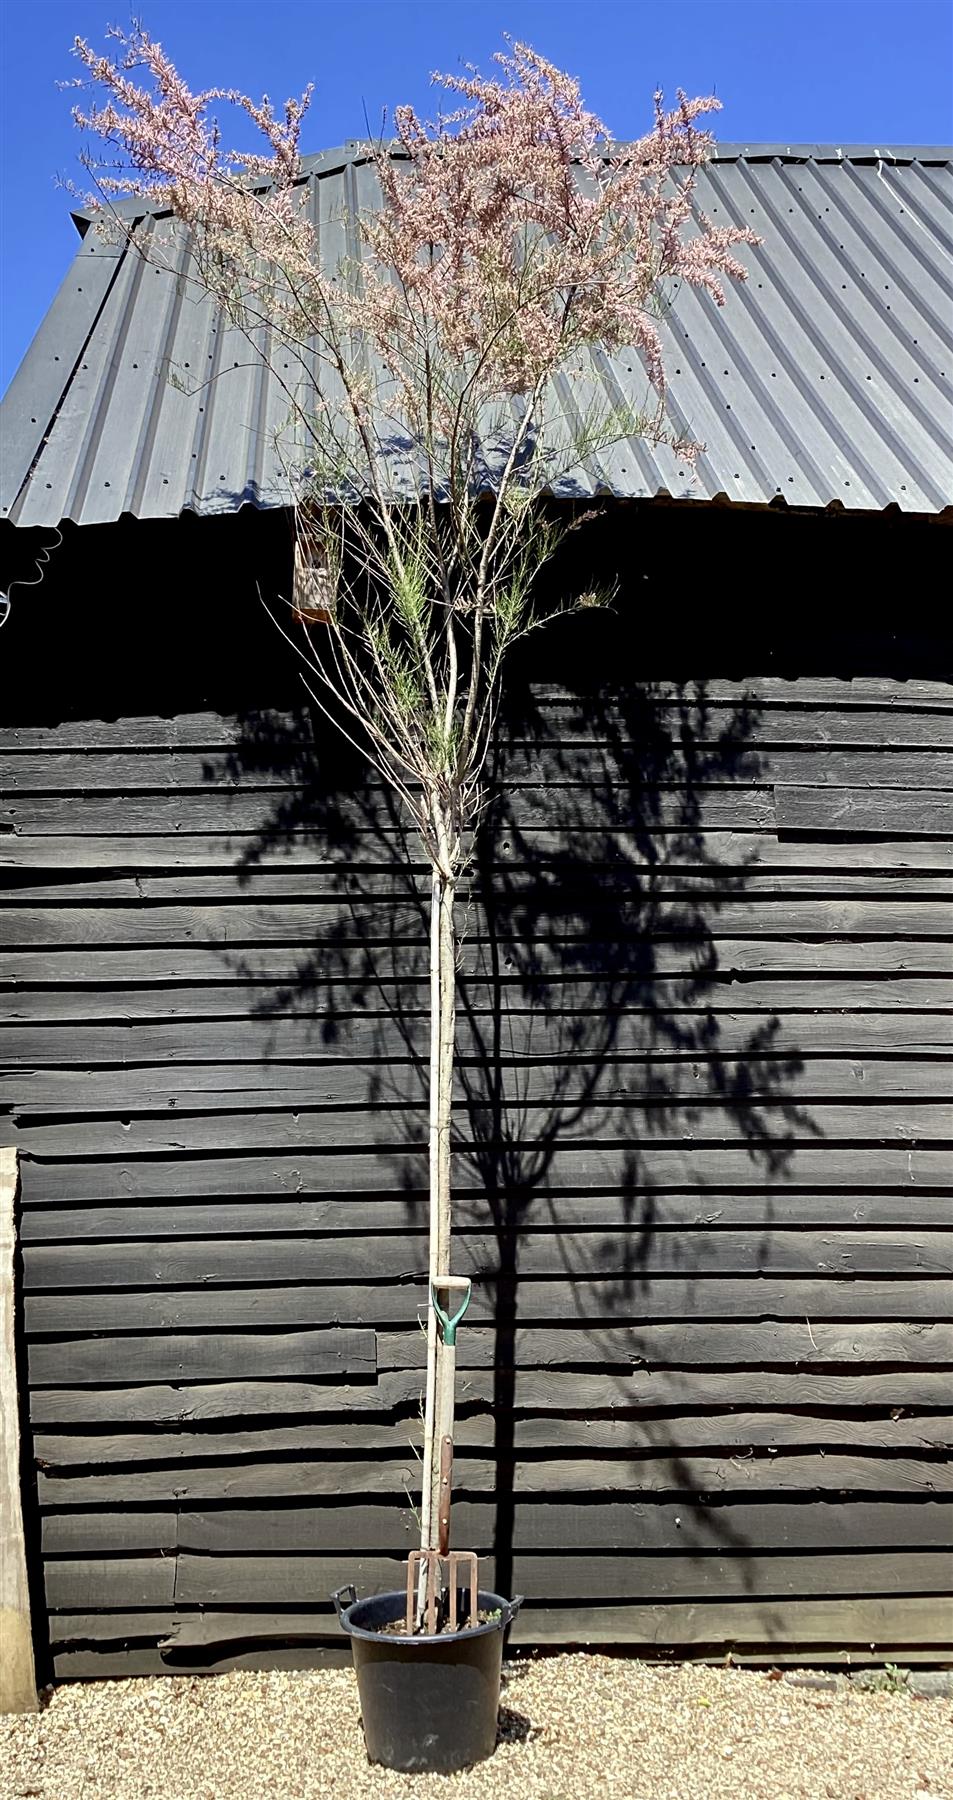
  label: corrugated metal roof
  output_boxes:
[2,144,951,527]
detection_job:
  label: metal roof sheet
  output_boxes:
[2,144,951,527]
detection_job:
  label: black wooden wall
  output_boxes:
[1,503,951,1676]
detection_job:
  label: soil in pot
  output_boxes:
[376,1607,503,1637]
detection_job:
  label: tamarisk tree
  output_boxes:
[71,28,757,1573]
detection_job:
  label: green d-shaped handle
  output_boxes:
[431,1279,472,1346]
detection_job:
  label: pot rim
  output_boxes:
[331,1585,523,1645]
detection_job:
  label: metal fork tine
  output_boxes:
[405,1550,421,1635]
[406,1547,479,1634]
[427,1556,438,1635]
[445,1550,479,1630]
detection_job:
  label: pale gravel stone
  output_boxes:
[2,1655,952,1800]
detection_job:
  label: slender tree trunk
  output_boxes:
[419,860,457,1557]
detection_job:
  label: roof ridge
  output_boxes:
[69,140,952,231]
[304,140,953,169]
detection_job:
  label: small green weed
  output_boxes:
[862,1663,910,1694]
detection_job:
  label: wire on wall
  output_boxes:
[0,527,64,628]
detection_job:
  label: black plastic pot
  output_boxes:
[332,1584,523,1773]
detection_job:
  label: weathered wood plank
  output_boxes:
[0,754,295,792]
[42,1639,946,1675]
[51,1643,350,1676]
[25,1275,953,1340]
[26,1368,953,1437]
[5,831,952,872]
[19,1190,953,1243]
[45,1601,952,1666]
[41,1561,391,1615]
[163,1556,401,1609]
[12,1097,953,1160]
[174,1498,953,1556]
[166,1548,953,1607]
[4,1011,951,1081]
[27,1375,400,1420]
[25,1361,953,1430]
[43,1513,177,1554]
[45,1558,175,1610]
[0,873,434,905]
[12,1099,952,1158]
[6,896,951,947]
[6,938,951,986]
[10,671,953,741]
[0,834,427,872]
[5,1066,429,1119]
[32,1410,953,1471]
[776,786,953,835]
[498,749,953,789]
[380,1319,953,1371]
[538,677,953,708]
[16,1146,953,1203]
[6,1059,953,1124]
[24,1327,953,1421]
[6,747,953,790]
[511,1595,953,1649]
[566,707,953,747]
[36,1460,423,1504]
[382,1368,953,1412]
[505,1411,953,1452]
[0,712,312,752]
[28,1329,375,1384]
[0,1146,37,1713]
[1,684,950,754]
[40,1498,953,1557]
[35,1453,953,1505]
[1,786,781,834]
[4,989,952,1050]
[4,866,953,906]
[20,1229,953,1293]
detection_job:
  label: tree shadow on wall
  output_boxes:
[451,671,818,1597]
[209,656,818,1601]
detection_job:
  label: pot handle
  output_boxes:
[503,1594,525,1627]
[331,1583,357,1620]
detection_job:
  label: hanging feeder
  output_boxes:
[291,538,336,625]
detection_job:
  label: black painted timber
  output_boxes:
[1,507,952,1671]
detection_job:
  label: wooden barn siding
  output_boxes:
[1,673,952,1677]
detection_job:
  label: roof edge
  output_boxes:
[69,139,953,231]
[307,139,953,170]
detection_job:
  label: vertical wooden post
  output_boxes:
[0,1148,38,1713]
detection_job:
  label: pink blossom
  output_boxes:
[69,28,759,463]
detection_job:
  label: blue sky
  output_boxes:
[2,0,951,394]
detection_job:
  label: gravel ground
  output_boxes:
[2,1657,952,1800]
